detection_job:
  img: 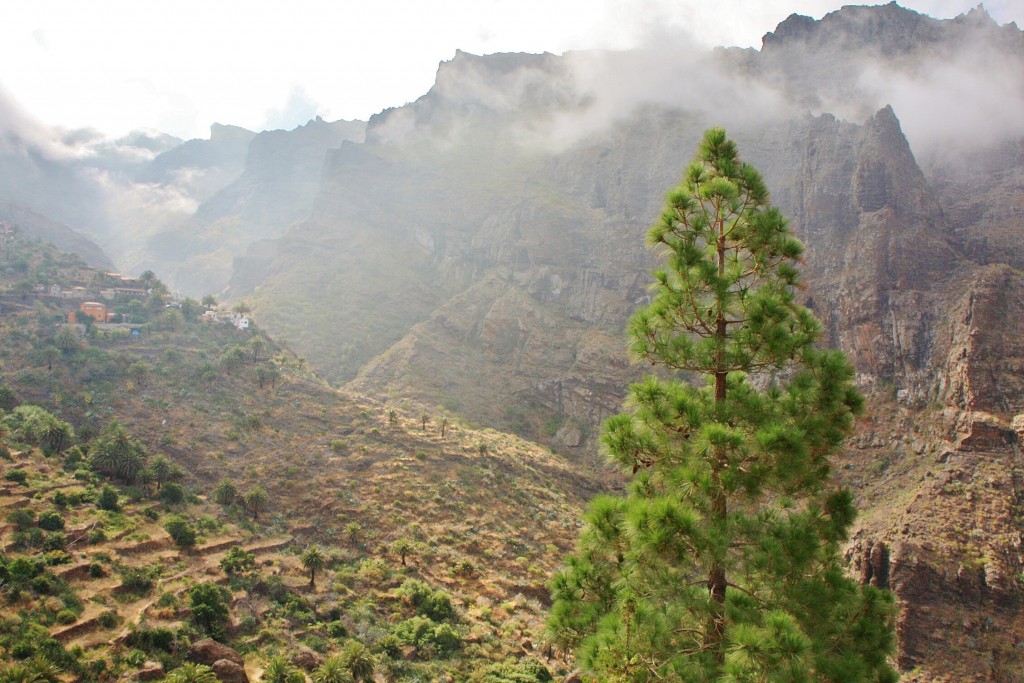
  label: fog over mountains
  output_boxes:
[2,3,1024,676]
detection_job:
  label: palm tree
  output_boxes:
[260,657,295,683]
[301,545,327,589]
[164,663,219,683]
[213,479,238,506]
[149,454,173,490]
[244,485,268,520]
[90,421,147,484]
[54,326,80,353]
[338,640,374,683]
[311,656,353,683]
[0,657,62,683]
[247,336,268,361]
[41,346,60,372]
[390,538,413,567]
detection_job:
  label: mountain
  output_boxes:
[145,117,365,295]
[0,200,112,268]
[1,3,1023,677]
[210,6,1022,679]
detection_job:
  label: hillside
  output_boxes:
[0,236,602,682]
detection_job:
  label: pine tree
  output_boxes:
[547,128,897,682]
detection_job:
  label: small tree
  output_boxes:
[53,326,80,353]
[97,484,120,511]
[301,545,328,589]
[243,486,268,520]
[547,128,896,681]
[439,416,449,439]
[247,336,268,362]
[390,538,414,567]
[188,582,230,637]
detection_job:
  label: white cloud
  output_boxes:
[0,1,1019,139]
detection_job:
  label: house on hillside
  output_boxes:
[79,301,108,322]
[227,312,250,330]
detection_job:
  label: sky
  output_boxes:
[0,0,1020,140]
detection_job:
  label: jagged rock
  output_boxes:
[187,638,244,667]
[555,422,583,448]
[958,420,1018,452]
[211,659,249,683]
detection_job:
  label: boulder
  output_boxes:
[212,659,249,683]
[290,646,323,671]
[188,638,244,667]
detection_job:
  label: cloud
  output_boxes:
[261,86,322,132]
[853,31,1024,154]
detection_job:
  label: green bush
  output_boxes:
[37,511,65,531]
[391,616,461,657]
[97,485,120,511]
[397,579,456,622]
[159,482,186,505]
[164,515,197,548]
[97,610,121,629]
[56,609,78,625]
[475,658,553,683]
[4,469,28,484]
[42,531,67,552]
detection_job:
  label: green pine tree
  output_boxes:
[547,128,897,682]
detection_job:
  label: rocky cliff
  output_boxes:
[220,6,1024,679]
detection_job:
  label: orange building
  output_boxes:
[79,301,107,322]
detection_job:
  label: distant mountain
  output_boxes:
[145,116,365,295]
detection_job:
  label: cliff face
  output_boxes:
[217,7,1024,678]
[144,117,366,295]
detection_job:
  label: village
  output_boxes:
[0,220,250,332]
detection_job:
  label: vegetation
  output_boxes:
[548,129,897,681]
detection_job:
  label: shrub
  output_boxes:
[164,515,197,548]
[7,507,36,531]
[97,485,120,511]
[119,565,159,594]
[125,626,176,653]
[391,616,461,657]
[397,579,456,622]
[159,482,186,505]
[97,610,121,629]
[56,609,78,625]
[42,532,67,552]
[4,469,28,484]
[475,658,553,683]
[37,511,65,531]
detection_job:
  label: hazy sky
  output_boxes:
[0,0,1019,140]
